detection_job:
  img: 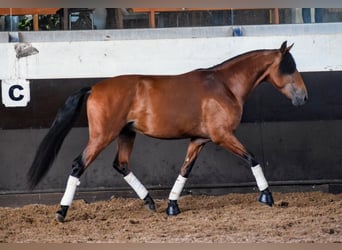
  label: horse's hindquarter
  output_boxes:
[87,76,140,139]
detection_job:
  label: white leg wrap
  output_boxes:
[168,175,187,200]
[124,172,148,200]
[251,164,269,191]
[60,176,80,206]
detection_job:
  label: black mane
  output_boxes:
[279,52,296,74]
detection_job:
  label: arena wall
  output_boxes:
[0,23,341,205]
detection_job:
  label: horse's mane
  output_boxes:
[279,51,296,74]
[200,48,297,74]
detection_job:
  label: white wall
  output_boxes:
[0,31,341,81]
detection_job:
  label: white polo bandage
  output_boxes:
[168,175,187,200]
[60,175,80,206]
[251,165,268,191]
[124,172,148,200]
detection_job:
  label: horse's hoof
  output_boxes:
[55,205,69,223]
[144,194,156,212]
[258,188,274,207]
[166,200,181,216]
[55,212,65,223]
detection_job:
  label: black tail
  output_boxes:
[27,87,91,189]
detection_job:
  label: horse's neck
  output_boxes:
[217,51,276,105]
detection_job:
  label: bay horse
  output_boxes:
[28,41,308,222]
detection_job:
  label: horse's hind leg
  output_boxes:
[55,153,84,222]
[55,118,119,223]
[166,138,209,216]
[55,134,114,222]
[113,128,156,212]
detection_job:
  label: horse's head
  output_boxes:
[266,41,308,106]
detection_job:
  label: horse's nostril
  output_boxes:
[304,95,308,102]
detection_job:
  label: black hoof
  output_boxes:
[55,205,69,223]
[144,194,156,212]
[55,212,65,223]
[166,200,181,216]
[258,188,274,207]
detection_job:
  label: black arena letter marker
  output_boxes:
[9,85,24,101]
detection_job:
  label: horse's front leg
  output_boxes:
[166,138,209,215]
[214,133,274,206]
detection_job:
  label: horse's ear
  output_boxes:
[280,41,287,53]
[287,43,294,52]
[280,41,294,54]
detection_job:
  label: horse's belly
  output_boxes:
[130,112,207,139]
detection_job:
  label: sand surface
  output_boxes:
[0,192,341,243]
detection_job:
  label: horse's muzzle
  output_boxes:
[292,91,308,106]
